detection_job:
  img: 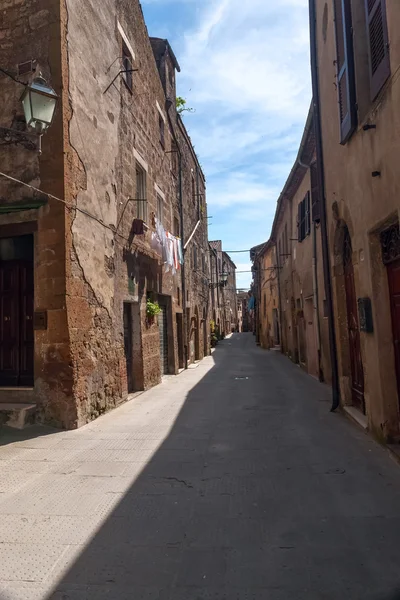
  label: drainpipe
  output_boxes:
[309,0,340,411]
[166,105,188,369]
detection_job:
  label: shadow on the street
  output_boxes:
[0,333,400,599]
[0,424,62,447]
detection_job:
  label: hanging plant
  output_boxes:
[146,299,161,319]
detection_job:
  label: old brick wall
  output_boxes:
[64,0,183,425]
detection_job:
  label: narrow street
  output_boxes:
[1,333,400,599]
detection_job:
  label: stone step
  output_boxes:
[0,388,35,404]
[0,403,36,429]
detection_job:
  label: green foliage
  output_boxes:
[176,96,194,115]
[146,299,161,318]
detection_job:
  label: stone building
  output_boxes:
[251,107,331,383]
[150,38,210,366]
[0,0,208,428]
[236,291,250,333]
[209,241,237,336]
[222,251,238,333]
[310,0,400,439]
[251,242,280,349]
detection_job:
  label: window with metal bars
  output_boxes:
[365,0,390,100]
[333,0,357,144]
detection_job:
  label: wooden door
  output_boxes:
[0,261,34,387]
[387,259,400,405]
[343,229,365,413]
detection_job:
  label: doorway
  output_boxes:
[0,235,34,387]
[386,259,400,407]
[343,227,365,413]
[304,297,318,378]
[176,313,184,369]
[203,307,208,358]
[194,306,200,361]
[158,303,168,375]
[273,308,280,345]
[123,303,134,393]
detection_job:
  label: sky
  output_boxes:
[141,0,312,290]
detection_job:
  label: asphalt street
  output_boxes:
[1,333,400,599]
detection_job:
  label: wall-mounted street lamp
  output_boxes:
[20,76,58,154]
[209,271,229,289]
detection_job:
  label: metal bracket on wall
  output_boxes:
[103,69,139,94]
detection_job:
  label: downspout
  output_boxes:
[309,0,340,411]
[166,106,188,369]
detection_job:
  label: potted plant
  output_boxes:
[146,299,161,324]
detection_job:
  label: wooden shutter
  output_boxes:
[310,162,320,223]
[365,0,390,100]
[305,192,311,237]
[333,0,357,144]
[297,203,302,242]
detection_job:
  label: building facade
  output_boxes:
[150,39,210,366]
[251,108,331,383]
[0,0,209,428]
[312,0,400,439]
[209,241,237,336]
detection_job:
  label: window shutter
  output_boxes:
[297,203,302,242]
[365,0,390,100]
[305,192,311,237]
[333,0,357,144]
[310,162,321,223]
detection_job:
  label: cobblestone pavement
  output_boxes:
[1,333,400,599]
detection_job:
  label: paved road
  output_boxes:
[1,333,400,599]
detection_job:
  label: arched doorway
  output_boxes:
[343,227,365,413]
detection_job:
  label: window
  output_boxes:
[157,193,163,224]
[202,253,206,273]
[177,287,181,306]
[297,192,311,242]
[173,216,180,237]
[122,41,133,91]
[333,0,356,143]
[284,224,288,262]
[278,239,282,266]
[365,0,390,100]
[135,165,147,222]
[159,115,165,149]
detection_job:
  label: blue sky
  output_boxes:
[141,0,311,289]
